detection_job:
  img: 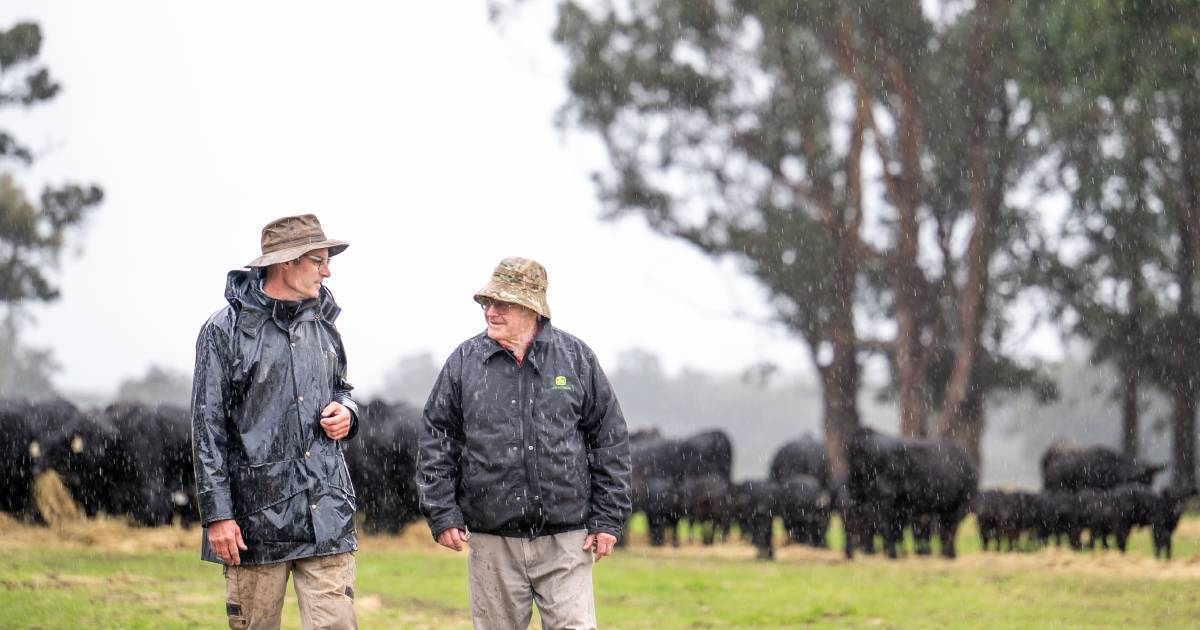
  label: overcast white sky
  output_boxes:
[0,2,818,396]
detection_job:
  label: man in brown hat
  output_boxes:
[418,257,632,630]
[192,214,360,629]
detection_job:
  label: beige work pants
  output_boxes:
[223,552,357,630]
[467,529,597,630]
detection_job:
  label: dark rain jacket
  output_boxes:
[191,269,359,565]
[418,321,632,539]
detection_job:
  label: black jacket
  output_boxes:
[191,270,359,565]
[418,322,631,539]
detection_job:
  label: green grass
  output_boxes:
[2,516,1198,629]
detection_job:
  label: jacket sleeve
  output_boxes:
[416,356,467,538]
[331,334,360,441]
[191,316,235,525]
[579,351,632,537]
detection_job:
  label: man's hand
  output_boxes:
[583,532,617,562]
[208,519,248,565]
[320,401,352,441]
[436,527,468,552]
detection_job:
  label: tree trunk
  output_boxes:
[1121,358,1140,459]
[821,340,861,485]
[935,0,999,464]
[1171,385,1197,490]
[822,212,862,483]
[1174,91,1200,489]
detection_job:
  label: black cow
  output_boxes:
[769,435,830,488]
[1041,443,1163,492]
[847,426,978,559]
[343,399,422,535]
[627,428,733,544]
[0,398,54,516]
[1150,485,1195,560]
[777,474,830,548]
[734,479,779,560]
[38,402,120,519]
[973,490,1046,552]
[1076,483,1195,557]
[681,473,734,545]
[100,403,197,527]
[834,480,886,559]
[640,476,683,547]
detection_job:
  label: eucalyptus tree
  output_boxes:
[0,21,102,397]
[522,0,1057,470]
[1020,0,1200,487]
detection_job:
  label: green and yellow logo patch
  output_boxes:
[552,375,572,391]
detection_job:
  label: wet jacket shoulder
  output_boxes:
[191,269,359,565]
[418,321,631,539]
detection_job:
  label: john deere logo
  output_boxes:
[552,375,572,391]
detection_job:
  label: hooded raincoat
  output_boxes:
[192,270,359,565]
[417,322,632,539]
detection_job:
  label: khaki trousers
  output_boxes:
[223,552,357,630]
[467,529,597,630]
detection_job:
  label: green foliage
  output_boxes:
[1018,0,1200,399]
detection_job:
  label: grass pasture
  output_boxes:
[2,513,1199,629]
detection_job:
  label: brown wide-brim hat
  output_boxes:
[474,257,551,319]
[246,213,349,268]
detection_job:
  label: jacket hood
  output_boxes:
[224,269,341,322]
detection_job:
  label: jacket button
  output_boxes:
[527,445,534,451]
[311,504,317,510]
[305,451,311,458]
[511,400,516,404]
[298,396,304,402]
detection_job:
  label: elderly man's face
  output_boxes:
[481,297,538,345]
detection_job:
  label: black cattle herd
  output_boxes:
[0,398,1193,561]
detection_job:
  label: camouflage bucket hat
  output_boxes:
[246,214,349,268]
[474,257,551,319]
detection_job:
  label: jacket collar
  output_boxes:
[481,319,552,372]
[223,269,341,328]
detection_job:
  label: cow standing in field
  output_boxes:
[1041,442,1163,492]
[0,398,56,516]
[777,474,830,548]
[769,435,830,489]
[835,480,885,559]
[343,398,422,534]
[682,473,734,545]
[626,428,733,546]
[734,479,779,560]
[847,426,977,559]
[973,490,1047,552]
[102,402,197,527]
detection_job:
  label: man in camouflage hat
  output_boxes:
[192,213,361,629]
[418,257,632,630]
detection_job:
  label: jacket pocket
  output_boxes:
[231,460,309,518]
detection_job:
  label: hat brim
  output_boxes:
[245,240,349,268]
[474,280,551,319]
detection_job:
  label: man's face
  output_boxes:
[480,297,538,343]
[279,247,331,300]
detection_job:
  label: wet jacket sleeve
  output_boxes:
[417,358,467,538]
[331,339,360,441]
[191,318,235,525]
[580,352,632,537]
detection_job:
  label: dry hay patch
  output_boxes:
[0,511,200,552]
